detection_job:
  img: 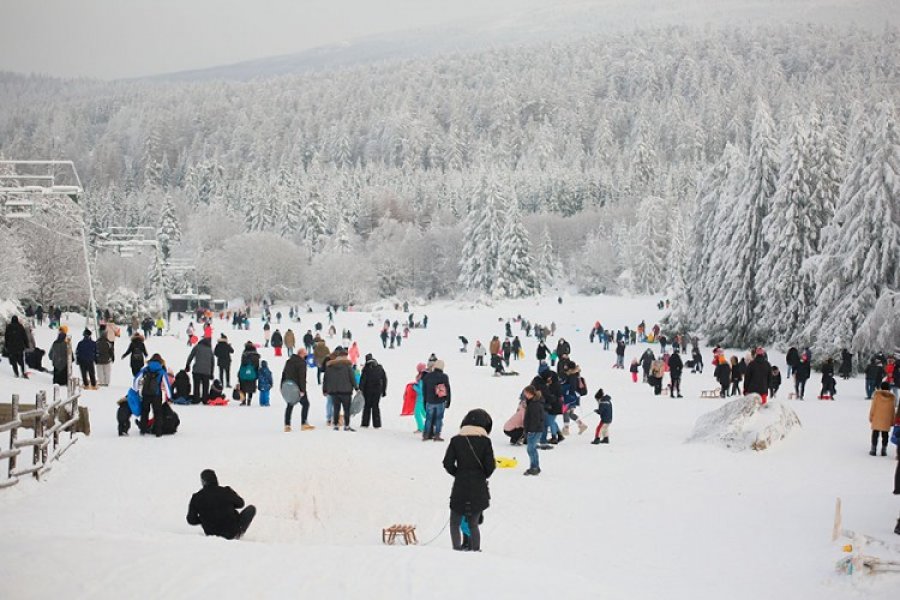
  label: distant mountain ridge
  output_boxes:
[146,0,897,82]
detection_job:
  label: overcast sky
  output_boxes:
[0,0,562,79]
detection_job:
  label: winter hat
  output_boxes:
[83,329,92,337]
[538,362,550,375]
[365,353,373,362]
[433,359,445,371]
[416,362,426,373]
[881,381,892,391]
[755,347,766,357]
[59,325,69,334]
[461,408,493,434]
[334,346,345,355]
[200,469,218,487]
[220,334,228,341]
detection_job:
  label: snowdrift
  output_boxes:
[687,395,801,451]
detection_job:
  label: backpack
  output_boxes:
[576,376,588,397]
[239,362,257,382]
[141,371,162,398]
[435,382,448,399]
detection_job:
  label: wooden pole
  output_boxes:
[51,387,60,452]
[33,392,43,479]
[9,394,18,478]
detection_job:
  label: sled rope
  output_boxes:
[420,517,451,546]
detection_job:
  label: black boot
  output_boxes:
[882,447,888,457]
[591,438,602,445]
[895,519,900,536]
[556,431,565,443]
[599,437,609,444]
[870,445,877,456]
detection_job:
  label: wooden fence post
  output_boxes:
[51,387,60,452]
[70,385,79,440]
[35,391,47,474]
[9,394,18,478]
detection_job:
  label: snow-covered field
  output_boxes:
[0,294,895,600]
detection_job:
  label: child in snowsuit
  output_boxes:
[592,389,612,444]
[629,359,639,383]
[258,360,273,407]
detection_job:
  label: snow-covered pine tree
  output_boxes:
[158,192,181,260]
[301,188,327,255]
[457,176,502,294]
[807,105,843,253]
[687,143,745,330]
[758,112,818,343]
[493,197,538,299]
[146,249,167,312]
[712,99,778,346]
[808,102,900,360]
[628,195,669,295]
[535,226,560,290]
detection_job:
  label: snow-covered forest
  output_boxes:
[0,24,897,361]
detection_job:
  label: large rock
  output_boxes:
[687,395,801,451]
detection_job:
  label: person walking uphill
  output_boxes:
[75,329,98,389]
[187,469,256,540]
[3,315,30,378]
[96,326,115,386]
[282,348,313,432]
[442,409,496,551]
[48,331,70,386]
[186,337,215,403]
[122,332,148,376]
[423,360,452,441]
[359,353,388,428]
[323,347,358,431]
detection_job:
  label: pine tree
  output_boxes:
[535,226,560,290]
[713,100,778,345]
[301,188,327,255]
[458,177,503,294]
[808,102,900,358]
[157,192,181,260]
[758,112,817,343]
[628,196,669,295]
[493,198,538,299]
[146,249,167,311]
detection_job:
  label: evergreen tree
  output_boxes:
[535,226,560,289]
[713,100,778,345]
[301,188,327,255]
[458,177,503,294]
[758,112,817,343]
[146,249,167,311]
[493,198,538,299]
[628,196,669,295]
[157,192,181,260]
[808,102,900,358]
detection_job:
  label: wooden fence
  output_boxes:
[0,378,88,489]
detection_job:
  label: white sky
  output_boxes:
[0,0,560,79]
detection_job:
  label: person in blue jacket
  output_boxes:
[257,360,273,407]
[592,389,613,445]
[75,329,98,389]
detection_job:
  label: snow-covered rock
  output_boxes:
[687,395,801,451]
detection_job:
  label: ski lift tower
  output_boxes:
[0,160,98,330]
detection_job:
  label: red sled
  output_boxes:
[818,394,833,401]
[207,397,228,406]
[401,382,417,416]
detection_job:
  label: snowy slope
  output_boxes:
[0,293,896,599]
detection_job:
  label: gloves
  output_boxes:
[444,401,450,409]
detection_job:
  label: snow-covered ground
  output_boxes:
[0,294,896,599]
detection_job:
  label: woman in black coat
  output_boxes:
[442,409,496,552]
[121,333,148,376]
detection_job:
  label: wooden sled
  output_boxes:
[699,388,720,398]
[382,524,417,545]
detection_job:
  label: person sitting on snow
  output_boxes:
[187,469,256,540]
[490,353,507,376]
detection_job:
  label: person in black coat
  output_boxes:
[786,347,800,378]
[282,348,311,430]
[794,353,811,399]
[359,354,388,428]
[214,336,234,387]
[532,363,563,444]
[556,338,571,359]
[668,349,684,397]
[187,469,256,540]
[442,409,495,551]
[536,341,548,362]
[3,315,30,378]
[769,366,782,398]
[820,357,837,398]
[714,357,731,398]
[743,348,771,402]
[839,349,853,379]
[122,333,148,376]
[865,358,884,399]
[174,369,192,403]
